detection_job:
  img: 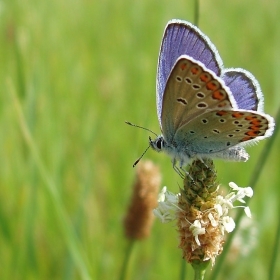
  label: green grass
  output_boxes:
[0,0,279,279]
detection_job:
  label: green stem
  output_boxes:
[119,240,135,280]
[192,260,210,280]
[14,27,26,99]
[194,0,199,27]
[194,269,205,280]
[268,210,280,280]
[180,258,187,280]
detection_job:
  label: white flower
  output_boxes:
[221,216,235,235]
[214,182,253,235]
[244,206,252,218]
[228,181,240,191]
[229,182,253,197]
[208,213,218,227]
[190,220,206,246]
[244,187,253,198]
[154,182,252,249]
[153,187,179,223]
[228,182,253,203]
[157,186,167,202]
[214,203,223,216]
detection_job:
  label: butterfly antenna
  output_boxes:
[125,121,157,137]
[132,145,150,167]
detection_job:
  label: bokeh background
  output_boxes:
[0,0,279,279]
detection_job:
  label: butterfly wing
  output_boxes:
[174,109,274,154]
[160,56,237,143]
[157,19,223,129]
[222,68,264,112]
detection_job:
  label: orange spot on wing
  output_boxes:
[206,81,219,91]
[249,125,262,130]
[246,130,261,136]
[180,63,188,70]
[250,119,263,125]
[245,116,257,121]
[241,136,254,142]
[191,67,199,75]
[216,111,228,116]
[232,112,244,118]
[200,74,210,82]
[212,90,225,100]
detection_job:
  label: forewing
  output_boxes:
[161,56,237,142]
[157,19,223,128]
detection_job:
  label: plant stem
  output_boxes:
[180,258,187,280]
[268,211,280,280]
[119,240,135,280]
[194,0,199,26]
[192,260,210,280]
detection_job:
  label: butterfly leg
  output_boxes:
[178,159,196,182]
[197,157,216,174]
[172,158,196,183]
[174,165,185,179]
[172,158,185,178]
[181,168,195,182]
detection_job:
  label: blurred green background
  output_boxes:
[0,0,279,279]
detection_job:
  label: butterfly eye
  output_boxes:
[156,138,163,149]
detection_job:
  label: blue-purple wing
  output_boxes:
[157,19,224,128]
[222,68,264,112]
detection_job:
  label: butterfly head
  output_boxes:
[149,135,166,153]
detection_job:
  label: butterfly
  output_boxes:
[148,19,275,170]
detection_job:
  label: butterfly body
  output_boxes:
[150,20,274,168]
[150,135,250,168]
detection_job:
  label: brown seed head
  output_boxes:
[124,160,161,239]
